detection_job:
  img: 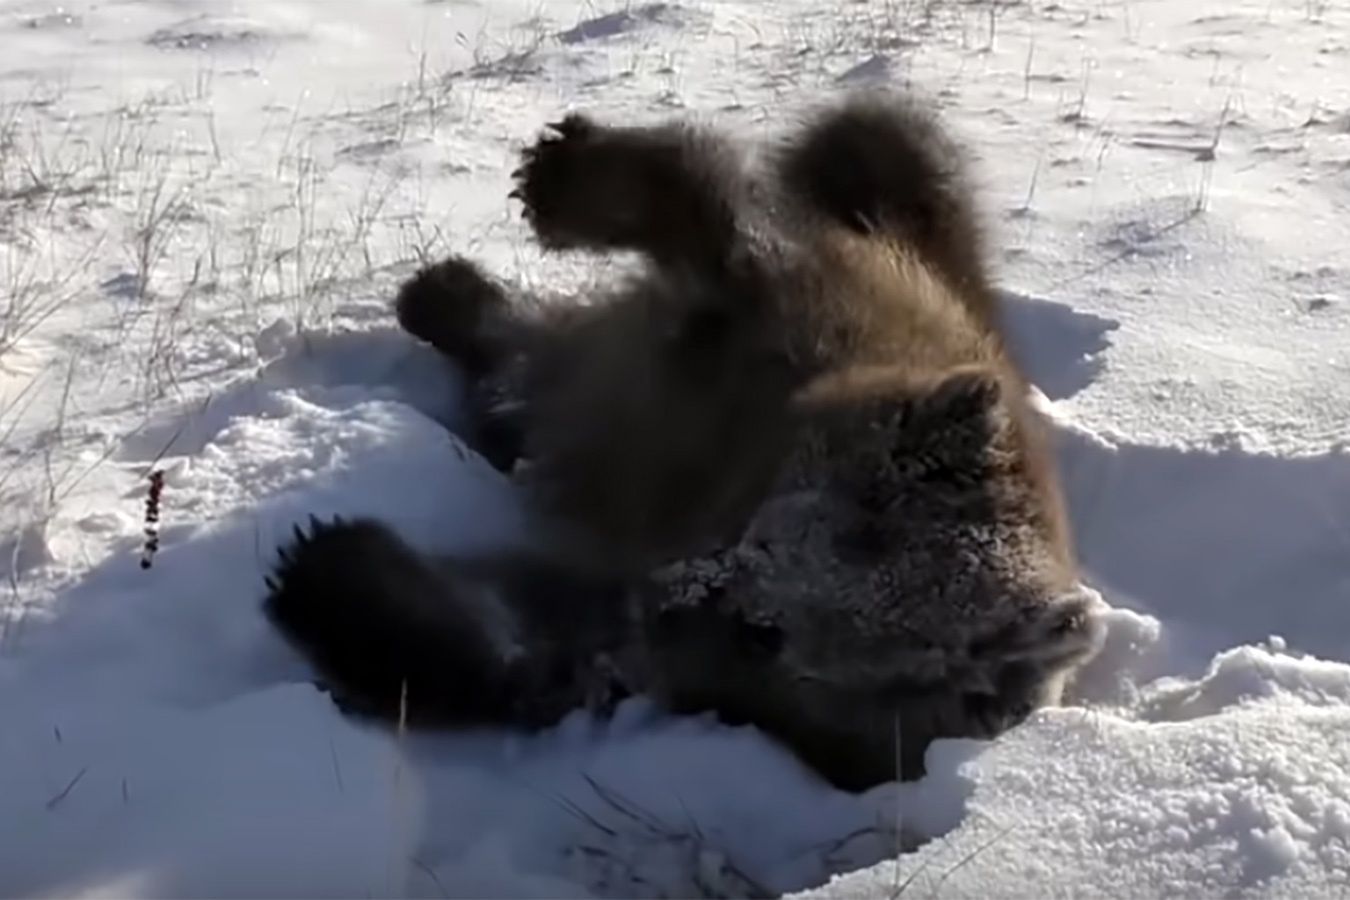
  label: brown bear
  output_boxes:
[263,89,1104,790]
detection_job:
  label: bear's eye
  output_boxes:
[1050,610,1085,637]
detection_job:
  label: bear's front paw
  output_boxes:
[394,255,507,369]
[510,114,614,248]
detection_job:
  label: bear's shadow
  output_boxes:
[998,289,1120,401]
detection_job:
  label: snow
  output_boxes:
[1,0,1348,896]
[817,695,1350,898]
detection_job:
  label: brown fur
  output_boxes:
[265,89,1104,791]
[402,94,1037,571]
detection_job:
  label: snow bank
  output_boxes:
[807,650,1350,898]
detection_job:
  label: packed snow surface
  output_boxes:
[0,0,1347,896]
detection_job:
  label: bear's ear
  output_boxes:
[791,363,1001,415]
[790,363,1009,507]
[792,362,1005,439]
[913,364,1003,427]
[883,365,1008,470]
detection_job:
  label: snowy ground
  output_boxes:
[1,0,1348,896]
